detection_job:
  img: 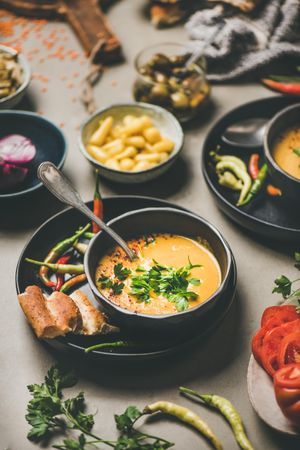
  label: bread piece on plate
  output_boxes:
[46,291,82,334]
[18,286,64,339]
[71,289,119,335]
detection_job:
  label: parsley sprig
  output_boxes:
[98,263,131,295]
[130,258,202,312]
[26,366,173,450]
[272,252,300,313]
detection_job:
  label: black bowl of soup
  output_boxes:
[264,103,300,204]
[84,207,235,338]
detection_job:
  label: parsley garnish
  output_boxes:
[26,366,173,449]
[98,263,130,295]
[272,252,300,313]
[293,147,300,157]
[130,258,202,312]
[114,263,131,280]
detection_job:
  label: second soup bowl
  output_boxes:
[84,207,235,339]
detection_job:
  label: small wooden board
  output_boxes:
[0,0,122,63]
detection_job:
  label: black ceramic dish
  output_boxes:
[264,103,300,205]
[0,111,66,199]
[16,196,236,361]
[85,207,234,339]
[202,96,300,242]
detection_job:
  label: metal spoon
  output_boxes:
[222,118,266,149]
[37,162,136,261]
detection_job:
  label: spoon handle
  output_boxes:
[37,162,136,261]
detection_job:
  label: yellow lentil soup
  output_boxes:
[95,234,221,315]
[273,127,300,180]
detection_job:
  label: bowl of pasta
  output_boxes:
[79,102,184,183]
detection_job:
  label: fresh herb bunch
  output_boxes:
[272,252,300,313]
[130,258,202,312]
[26,366,173,450]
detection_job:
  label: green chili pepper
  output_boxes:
[144,401,223,450]
[39,223,90,287]
[83,232,95,239]
[25,258,84,275]
[239,163,267,206]
[180,387,254,450]
[210,151,247,172]
[73,242,88,255]
[218,171,243,191]
[216,160,252,205]
[60,273,87,293]
[85,340,130,353]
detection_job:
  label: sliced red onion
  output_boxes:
[0,134,36,164]
[0,161,28,191]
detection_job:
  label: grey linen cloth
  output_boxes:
[185,0,300,81]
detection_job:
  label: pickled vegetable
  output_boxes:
[0,50,23,99]
[133,50,210,122]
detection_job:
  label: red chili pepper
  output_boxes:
[249,153,260,180]
[55,254,71,291]
[92,169,103,234]
[262,79,300,95]
[267,184,282,197]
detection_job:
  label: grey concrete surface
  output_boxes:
[0,1,299,449]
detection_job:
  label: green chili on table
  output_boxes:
[25,258,84,275]
[180,387,255,450]
[38,223,90,287]
[144,401,223,450]
[239,163,268,206]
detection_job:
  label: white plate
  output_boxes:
[247,355,300,436]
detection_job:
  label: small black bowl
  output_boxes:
[264,103,300,204]
[0,110,67,200]
[84,207,235,339]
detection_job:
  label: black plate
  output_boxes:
[0,111,66,199]
[15,195,236,361]
[202,96,300,242]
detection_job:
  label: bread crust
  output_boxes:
[18,286,64,338]
[71,289,118,335]
[46,291,82,333]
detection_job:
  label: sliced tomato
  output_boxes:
[261,305,298,327]
[261,319,300,377]
[278,333,300,367]
[252,314,294,365]
[274,364,300,426]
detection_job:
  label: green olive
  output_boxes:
[150,83,169,100]
[171,91,189,109]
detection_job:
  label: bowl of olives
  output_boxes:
[133,43,210,123]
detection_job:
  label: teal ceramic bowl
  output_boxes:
[0,45,31,110]
[79,103,184,184]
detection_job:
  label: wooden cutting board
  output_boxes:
[0,0,122,63]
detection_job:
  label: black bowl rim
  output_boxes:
[264,102,300,185]
[202,95,300,235]
[0,110,67,199]
[78,102,184,176]
[84,206,234,321]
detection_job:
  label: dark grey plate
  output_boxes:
[0,110,66,199]
[15,195,236,361]
[202,96,300,242]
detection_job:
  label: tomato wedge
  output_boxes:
[261,319,300,377]
[278,332,300,367]
[261,305,299,327]
[274,363,300,426]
